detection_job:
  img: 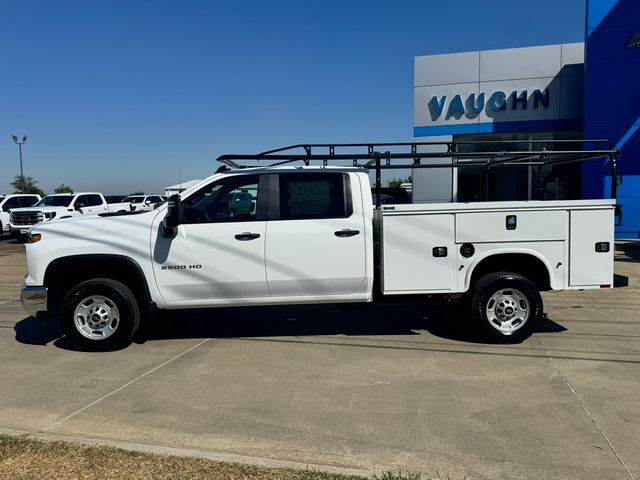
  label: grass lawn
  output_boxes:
[0,435,441,480]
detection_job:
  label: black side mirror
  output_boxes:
[162,194,182,238]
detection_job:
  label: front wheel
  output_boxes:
[469,272,542,342]
[60,278,140,351]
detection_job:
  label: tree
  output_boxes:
[54,184,74,194]
[387,177,411,188]
[11,175,45,197]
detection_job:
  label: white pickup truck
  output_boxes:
[108,194,166,213]
[0,194,41,233]
[20,142,620,351]
[9,192,110,236]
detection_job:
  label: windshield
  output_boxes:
[35,195,74,207]
[123,196,144,203]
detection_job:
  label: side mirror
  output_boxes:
[75,204,85,211]
[162,194,182,238]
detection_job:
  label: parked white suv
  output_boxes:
[0,194,41,233]
[9,193,109,235]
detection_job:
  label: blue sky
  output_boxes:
[1,0,586,194]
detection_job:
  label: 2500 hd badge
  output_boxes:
[161,264,202,270]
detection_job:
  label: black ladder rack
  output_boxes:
[216,140,620,207]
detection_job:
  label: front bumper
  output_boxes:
[21,286,48,317]
[9,225,31,235]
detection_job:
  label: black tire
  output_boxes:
[60,278,140,351]
[469,271,542,343]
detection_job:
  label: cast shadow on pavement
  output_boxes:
[141,302,566,345]
[14,302,567,351]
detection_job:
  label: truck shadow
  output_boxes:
[14,303,566,350]
[142,302,566,345]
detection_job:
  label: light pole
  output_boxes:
[11,134,27,180]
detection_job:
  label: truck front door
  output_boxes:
[152,174,269,304]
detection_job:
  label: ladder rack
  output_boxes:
[216,140,620,206]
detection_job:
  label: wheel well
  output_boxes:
[469,253,551,291]
[44,255,152,314]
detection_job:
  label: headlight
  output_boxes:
[44,212,56,220]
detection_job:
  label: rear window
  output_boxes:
[278,173,351,220]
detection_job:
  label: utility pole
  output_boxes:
[11,134,28,179]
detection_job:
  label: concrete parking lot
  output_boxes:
[0,234,638,480]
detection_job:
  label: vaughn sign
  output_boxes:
[430,88,550,118]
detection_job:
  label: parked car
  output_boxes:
[8,193,109,236]
[108,195,166,213]
[21,142,617,351]
[0,194,41,233]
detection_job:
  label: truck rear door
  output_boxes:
[264,172,368,298]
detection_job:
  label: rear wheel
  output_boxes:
[469,272,542,342]
[60,278,140,351]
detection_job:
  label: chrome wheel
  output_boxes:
[485,288,530,335]
[74,295,120,340]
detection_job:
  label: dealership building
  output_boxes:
[412,0,639,238]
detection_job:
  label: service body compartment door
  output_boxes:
[382,213,456,293]
[456,210,568,243]
[569,209,614,287]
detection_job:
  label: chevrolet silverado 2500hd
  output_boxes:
[20,142,620,350]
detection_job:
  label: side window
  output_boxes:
[182,175,261,224]
[148,196,161,203]
[278,173,351,220]
[74,195,88,208]
[87,195,103,206]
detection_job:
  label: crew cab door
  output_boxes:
[265,172,367,298]
[152,174,269,304]
[83,194,109,214]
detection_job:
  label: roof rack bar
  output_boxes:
[216,140,620,201]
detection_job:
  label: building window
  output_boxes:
[454,131,581,202]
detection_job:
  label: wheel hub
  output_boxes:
[485,288,530,335]
[74,295,120,340]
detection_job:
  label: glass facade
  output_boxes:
[454,131,582,202]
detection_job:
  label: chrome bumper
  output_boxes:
[21,286,48,317]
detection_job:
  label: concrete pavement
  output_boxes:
[0,235,638,479]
